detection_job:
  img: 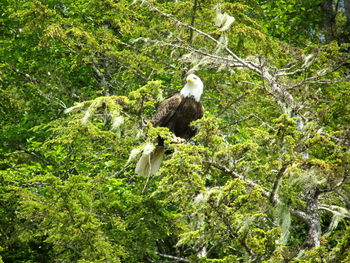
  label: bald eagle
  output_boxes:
[135,74,204,176]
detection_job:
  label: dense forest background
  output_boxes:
[1,0,350,262]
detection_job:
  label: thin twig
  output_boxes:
[231,114,276,130]
[208,161,270,198]
[147,2,261,74]
[276,67,306,77]
[15,148,54,166]
[141,39,243,66]
[154,252,190,262]
[6,62,40,83]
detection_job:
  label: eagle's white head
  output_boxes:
[180,74,203,102]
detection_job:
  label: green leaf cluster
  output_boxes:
[1,0,350,262]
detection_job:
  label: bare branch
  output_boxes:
[154,252,190,262]
[141,1,350,119]
[318,165,349,193]
[276,68,306,77]
[208,161,311,224]
[302,75,350,85]
[231,113,276,130]
[208,161,270,198]
[135,37,245,68]
[319,204,350,234]
[230,115,254,125]
[269,165,288,204]
[122,40,177,69]
[15,147,55,166]
[5,62,41,83]
[5,63,68,108]
[290,63,349,89]
[240,80,263,87]
[262,70,297,114]
[290,208,310,222]
[319,205,350,217]
[279,62,299,72]
[145,1,261,74]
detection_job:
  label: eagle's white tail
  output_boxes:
[135,144,165,177]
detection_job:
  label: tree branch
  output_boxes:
[276,67,306,77]
[6,62,41,83]
[135,38,244,67]
[269,165,288,204]
[145,1,261,74]
[15,147,55,166]
[290,62,349,89]
[207,161,311,224]
[231,113,276,130]
[154,252,190,262]
[208,161,270,199]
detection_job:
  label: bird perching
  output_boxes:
[135,74,204,177]
[152,74,204,140]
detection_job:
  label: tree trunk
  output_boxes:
[320,0,337,41]
[344,0,350,24]
[306,189,321,248]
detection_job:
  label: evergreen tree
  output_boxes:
[1,0,349,262]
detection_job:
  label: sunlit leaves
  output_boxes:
[1,0,350,262]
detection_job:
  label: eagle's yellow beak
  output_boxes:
[186,76,193,82]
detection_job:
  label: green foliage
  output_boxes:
[1,0,350,262]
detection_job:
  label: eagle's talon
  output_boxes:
[171,135,186,144]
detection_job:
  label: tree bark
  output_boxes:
[344,0,350,24]
[306,189,321,248]
[189,0,199,43]
[320,0,337,41]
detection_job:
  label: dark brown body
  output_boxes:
[152,93,204,140]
